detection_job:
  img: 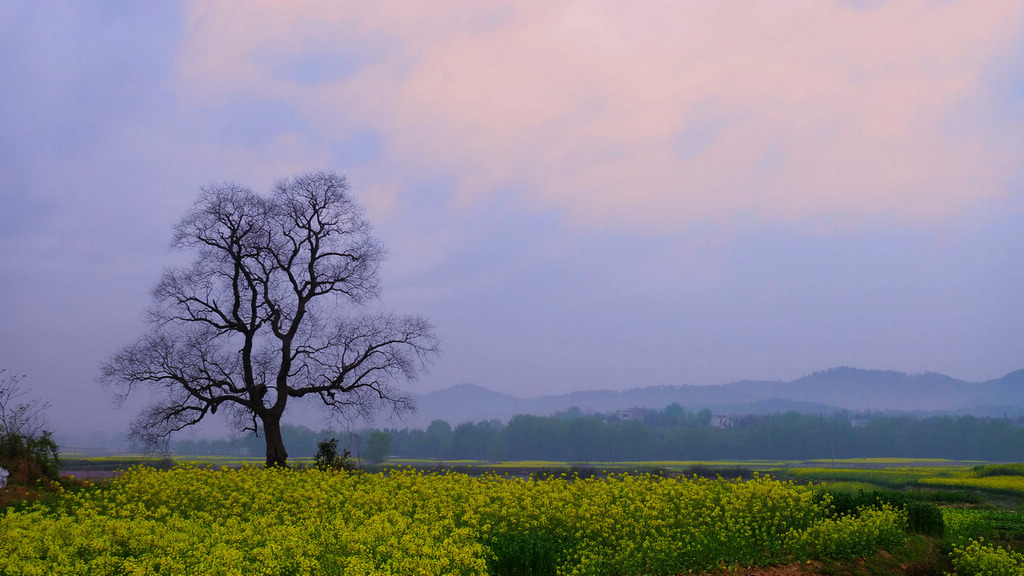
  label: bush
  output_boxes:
[949,539,1024,576]
[314,438,356,471]
[820,488,944,537]
[790,505,907,560]
[0,371,60,483]
[0,430,60,482]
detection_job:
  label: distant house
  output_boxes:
[616,408,646,421]
[711,414,733,429]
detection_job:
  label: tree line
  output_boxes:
[386,408,1024,462]
[174,405,1024,463]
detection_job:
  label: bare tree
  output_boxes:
[0,370,49,441]
[0,370,60,481]
[102,172,439,466]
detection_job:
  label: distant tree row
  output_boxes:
[387,407,1024,462]
[175,406,1024,463]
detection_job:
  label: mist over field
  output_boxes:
[1,2,1022,450]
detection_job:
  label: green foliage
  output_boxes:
[313,438,356,471]
[789,505,907,560]
[484,530,579,576]
[364,431,392,464]
[944,509,1024,547]
[389,409,1024,462]
[820,489,944,537]
[949,539,1024,576]
[0,430,61,482]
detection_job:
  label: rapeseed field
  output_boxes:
[0,466,906,575]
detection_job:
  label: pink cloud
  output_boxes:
[177,0,1023,231]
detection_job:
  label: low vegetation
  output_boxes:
[6,453,1024,574]
[0,466,908,575]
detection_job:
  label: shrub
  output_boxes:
[949,539,1024,576]
[314,438,356,471]
[0,430,60,482]
[789,505,907,560]
[0,371,60,483]
[819,488,944,537]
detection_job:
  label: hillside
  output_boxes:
[394,367,1024,428]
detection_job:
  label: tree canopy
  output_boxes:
[103,171,438,466]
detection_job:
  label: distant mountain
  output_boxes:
[389,367,1024,429]
[406,383,522,426]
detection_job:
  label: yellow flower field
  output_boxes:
[0,466,906,576]
[921,475,1024,493]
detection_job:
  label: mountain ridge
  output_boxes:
[395,367,1024,429]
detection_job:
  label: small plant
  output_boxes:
[314,438,356,471]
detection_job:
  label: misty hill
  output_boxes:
[395,367,1024,428]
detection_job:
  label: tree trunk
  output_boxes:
[262,413,289,467]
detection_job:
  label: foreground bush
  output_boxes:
[821,488,944,536]
[949,539,1024,576]
[0,467,907,576]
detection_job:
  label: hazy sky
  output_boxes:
[1,1,1023,435]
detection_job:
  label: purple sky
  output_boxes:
[1,1,1023,435]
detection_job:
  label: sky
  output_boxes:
[1,1,1023,437]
